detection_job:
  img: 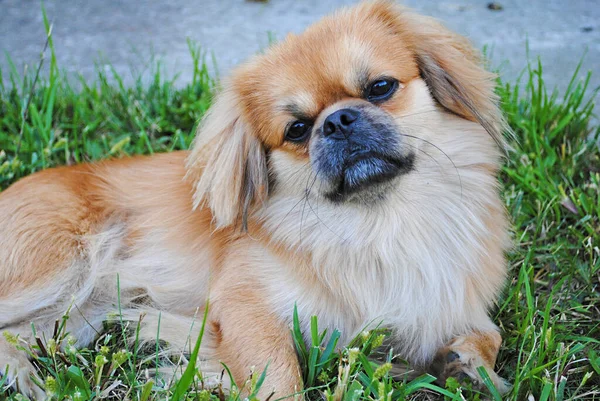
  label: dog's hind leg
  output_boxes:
[0,223,127,399]
[0,170,128,399]
[0,264,110,400]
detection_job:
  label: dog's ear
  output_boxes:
[396,7,508,147]
[186,88,268,229]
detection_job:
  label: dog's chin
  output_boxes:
[323,152,415,203]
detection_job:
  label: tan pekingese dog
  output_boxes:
[0,1,511,398]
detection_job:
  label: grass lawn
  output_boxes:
[1,22,599,401]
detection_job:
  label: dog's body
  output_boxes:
[0,2,510,398]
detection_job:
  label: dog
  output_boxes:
[0,1,510,398]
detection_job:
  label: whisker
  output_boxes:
[271,192,309,235]
[306,195,348,244]
[276,160,311,188]
[269,161,313,234]
[399,133,463,201]
[396,108,439,119]
[299,172,318,245]
[401,141,443,170]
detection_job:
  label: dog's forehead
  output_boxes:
[264,43,367,116]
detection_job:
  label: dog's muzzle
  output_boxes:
[311,105,415,202]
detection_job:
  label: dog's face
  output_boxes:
[234,13,422,205]
[187,1,505,228]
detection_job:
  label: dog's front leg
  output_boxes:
[211,289,303,399]
[431,329,509,394]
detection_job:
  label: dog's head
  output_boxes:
[186,0,506,230]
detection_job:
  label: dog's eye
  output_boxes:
[285,120,312,143]
[366,78,398,102]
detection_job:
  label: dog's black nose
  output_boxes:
[323,108,360,139]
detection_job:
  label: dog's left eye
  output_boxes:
[285,120,312,143]
[366,78,398,102]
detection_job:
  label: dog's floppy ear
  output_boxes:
[398,8,508,147]
[186,87,268,229]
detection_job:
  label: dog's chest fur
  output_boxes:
[250,189,503,364]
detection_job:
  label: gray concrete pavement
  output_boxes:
[1,0,599,95]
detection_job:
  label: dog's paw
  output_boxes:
[431,345,510,394]
[0,339,46,400]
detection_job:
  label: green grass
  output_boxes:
[1,19,599,401]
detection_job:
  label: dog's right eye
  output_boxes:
[285,121,312,143]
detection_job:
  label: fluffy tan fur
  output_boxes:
[0,1,510,398]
